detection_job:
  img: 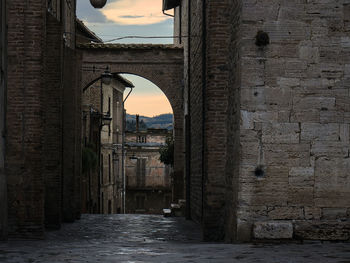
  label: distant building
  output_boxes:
[82,74,133,214]
[125,116,172,214]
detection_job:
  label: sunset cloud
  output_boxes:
[101,0,172,25]
[124,94,172,117]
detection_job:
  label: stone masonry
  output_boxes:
[238,0,350,241]
[173,0,350,241]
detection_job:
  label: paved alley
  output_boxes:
[0,214,349,263]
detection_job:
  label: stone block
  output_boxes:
[298,41,319,63]
[301,123,339,142]
[288,187,314,206]
[240,129,259,142]
[268,206,304,220]
[294,221,350,241]
[262,21,311,43]
[263,143,310,167]
[293,96,335,111]
[320,63,343,79]
[253,221,293,239]
[314,157,350,207]
[345,112,350,123]
[240,142,259,165]
[304,207,321,220]
[241,86,292,111]
[311,141,349,158]
[291,110,320,123]
[262,123,300,144]
[237,206,268,221]
[322,208,348,220]
[336,96,350,111]
[240,110,278,130]
[340,124,349,143]
[288,167,314,187]
[277,77,300,88]
[320,111,344,124]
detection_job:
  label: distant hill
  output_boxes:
[126,113,173,131]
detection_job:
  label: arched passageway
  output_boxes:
[79,44,184,202]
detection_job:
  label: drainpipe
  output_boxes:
[201,0,207,222]
[185,0,191,220]
[122,87,133,214]
[0,0,7,240]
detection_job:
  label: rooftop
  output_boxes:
[77,43,183,50]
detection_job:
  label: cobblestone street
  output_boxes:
[0,214,349,262]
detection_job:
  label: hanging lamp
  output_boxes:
[89,0,107,9]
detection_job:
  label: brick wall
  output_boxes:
[4,0,82,238]
[43,13,63,229]
[6,0,46,238]
[182,0,241,241]
[62,47,81,222]
[224,1,241,243]
[187,0,204,225]
[80,46,184,202]
[0,0,7,240]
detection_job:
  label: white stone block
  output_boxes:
[253,221,293,239]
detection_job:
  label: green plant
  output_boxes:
[159,136,174,167]
[82,144,98,174]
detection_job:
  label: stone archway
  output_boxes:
[78,43,184,201]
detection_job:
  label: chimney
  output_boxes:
[136,114,140,132]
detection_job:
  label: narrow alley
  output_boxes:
[0,215,349,263]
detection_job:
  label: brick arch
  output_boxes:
[79,44,185,201]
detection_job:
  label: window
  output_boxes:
[137,136,146,143]
[136,158,146,187]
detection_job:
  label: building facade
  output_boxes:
[168,0,350,241]
[1,0,83,239]
[125,125,172,214]
[82,74,133,214]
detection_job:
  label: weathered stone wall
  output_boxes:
[238,0,350,241]
[180,0,349,242]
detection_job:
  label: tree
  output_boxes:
[159,136,174,167]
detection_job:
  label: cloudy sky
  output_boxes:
[77,0,174,117]
[77,0,173,44]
